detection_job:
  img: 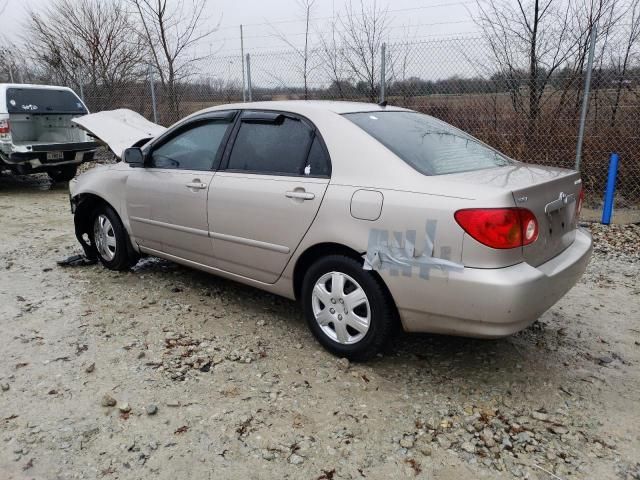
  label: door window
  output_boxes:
[227,116,314,175]
[150,120,231,170]
[304,136,331,177]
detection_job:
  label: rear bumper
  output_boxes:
[1,148,96,173]
[12,141,99,153]
[390,228,593,337]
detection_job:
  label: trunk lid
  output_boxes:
[444,163,581,266]
[511,168,581,266]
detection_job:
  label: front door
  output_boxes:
[208,111,332,283]
[126,114,235,265]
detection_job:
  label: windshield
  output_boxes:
[343,111,512,175]
[6,88,87,114]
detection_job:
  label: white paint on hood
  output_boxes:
[72,109,166,158]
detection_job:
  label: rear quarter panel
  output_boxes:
[281,183,474,319]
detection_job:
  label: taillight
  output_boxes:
[0,119,10,139]
[454,208,539,249]
[575,187,584,219]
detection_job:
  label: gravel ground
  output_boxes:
[1,172,639,480]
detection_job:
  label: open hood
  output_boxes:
[72,109,166,159]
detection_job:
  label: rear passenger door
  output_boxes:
[208,110,331,283]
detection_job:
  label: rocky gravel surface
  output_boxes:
[1,173,639,479]
[587,222,640,261]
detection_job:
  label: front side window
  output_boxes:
[150,120,231,170]
[227,116,314,175]
[343,111,512,175]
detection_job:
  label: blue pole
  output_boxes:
[601,153,620,225]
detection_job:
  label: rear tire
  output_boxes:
[301,254,396,361]
[47,165,78,182]
[90,204,139,271]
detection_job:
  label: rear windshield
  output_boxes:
[6,88,87,114]
[343,111,512,175]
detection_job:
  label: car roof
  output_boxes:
[199,100,410,116]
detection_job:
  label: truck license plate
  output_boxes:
[47,152,64,160]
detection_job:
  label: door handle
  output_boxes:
[285,190,315,200]
[186,181,207,190]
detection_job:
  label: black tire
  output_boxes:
[90,204,139,271]
[47,165,78,182]
[301,254,397,361]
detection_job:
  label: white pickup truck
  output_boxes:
[0,84,98,182]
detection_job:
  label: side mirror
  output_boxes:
[123,147,145,167]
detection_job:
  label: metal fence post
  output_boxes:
[148,64,158,124]
[79,82,84,101]
[246,53,252,102]
[240,25,246,102]
[380,43,386,103]
[575,25,597,171]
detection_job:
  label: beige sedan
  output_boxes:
[69,101,592,360]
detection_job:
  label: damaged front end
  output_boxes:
[69,191,99,260]
[67,109,166,260]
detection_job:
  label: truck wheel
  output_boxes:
[47,165,78,182]
[90,204,139,270]
[301,255,397,361]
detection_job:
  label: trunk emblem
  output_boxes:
[516,196,528,203]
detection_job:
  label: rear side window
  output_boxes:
[305,136,330,177]
[227,116,314,175]
[6,88,87,114]
[344,111,512,175]
[151,121,231,171]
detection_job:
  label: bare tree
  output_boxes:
[475,0,577,135]
[0,38,18,82]
[568,0,619,117]
[24,0,145,109]
[0,0,12,82]
[271,0,317,99]
[384,26,418,107]
[610,0,640,126]
[339,0,391,102]
[317,11,349,99]
[130,0,220,122]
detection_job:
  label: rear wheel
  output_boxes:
[90,204,139,270]
[301,255,396,361]
[47,165,77,182]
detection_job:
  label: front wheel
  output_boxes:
[301,255,397,361]
[90,205,139,270]
[47,165,78,182]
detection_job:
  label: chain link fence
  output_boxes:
[73,33,640,207]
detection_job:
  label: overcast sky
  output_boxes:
[0,0,482,55]
[0,0,490,86]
